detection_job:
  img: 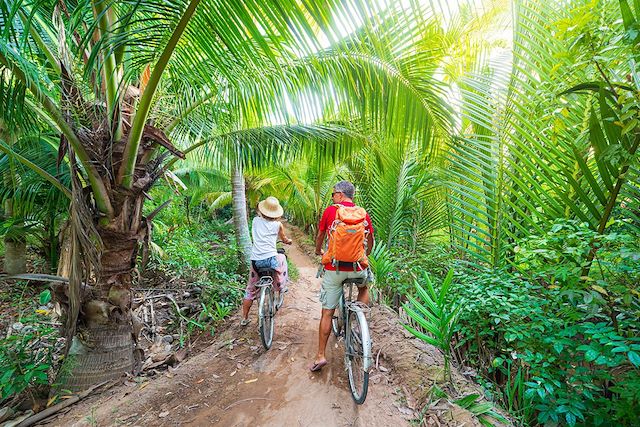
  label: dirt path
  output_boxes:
[50,243,415,427]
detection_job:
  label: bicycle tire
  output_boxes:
[258,285,275,350]
[345,308,371,404]
[331,295,345,338]
[275,289,284,311]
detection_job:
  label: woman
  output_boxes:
[241,196,292,326]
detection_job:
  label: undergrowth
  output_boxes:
[396,220,640,426]
[146,197,244,337]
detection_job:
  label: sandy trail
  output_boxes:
[50,243,414,427]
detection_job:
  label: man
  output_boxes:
[309,180,374,372]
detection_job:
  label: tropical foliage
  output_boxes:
[403,269,460,381]
[1,0,639,425]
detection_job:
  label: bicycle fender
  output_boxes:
[354,310,372,372]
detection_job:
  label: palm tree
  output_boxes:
[171,123,357,266]
[448,0,639,275]
[0,134,71,273]
[0,68,72,274]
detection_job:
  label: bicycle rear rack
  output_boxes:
[346,300,371,313]
[256,277,274,287]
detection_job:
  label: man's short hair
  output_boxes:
[334,180,355,199]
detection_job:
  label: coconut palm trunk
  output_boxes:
[58,189,148,389]
[1,130,27,275]
[4,236,27,275]
[231,163,252,269]
[3,199,27,275]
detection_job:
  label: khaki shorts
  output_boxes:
[319,269,368,309]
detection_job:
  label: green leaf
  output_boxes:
[469,402,494,415]
[619,0,637,30]
[34,371,48,381]
[553,342,564,354]
[454,394,480,409]
[1,368,15,384]
[611,345,630,353]
[39,289,52,305]
[402,323,439,347]
[558,82,604,95]
[621,118,638,135]
[585,349,599,362]
[628,351,640,367]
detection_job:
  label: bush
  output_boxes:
[371,242,453,307]
[450,264,640,426]
[147,199,244,322]
[0,314,57,404]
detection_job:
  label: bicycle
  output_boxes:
[331,277,372,404]
[255,248,287,350]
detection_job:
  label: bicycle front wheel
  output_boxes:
[258,286,275,350]
[345,309,371,404]
[275,289,284,311]
[331,297,344,338]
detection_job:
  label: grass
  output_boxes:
[287,257,299,281]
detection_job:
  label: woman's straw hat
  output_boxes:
[258,196,284,219]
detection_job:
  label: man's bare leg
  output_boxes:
[314,308,335,364]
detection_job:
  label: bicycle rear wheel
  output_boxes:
[345,309,371,404]
[258,286,275,350]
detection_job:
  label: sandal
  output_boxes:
[309,359,327,372]
[240,319,250,326]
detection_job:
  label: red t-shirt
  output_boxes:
[319,202,374,271]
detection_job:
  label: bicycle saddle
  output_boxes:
[342,278,365,285]
[257,268,276,277]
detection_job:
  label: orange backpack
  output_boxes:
[322,204,369,270]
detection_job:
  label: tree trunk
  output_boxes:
[56,223,72,279]
[56,193,145,391]
[3,199,27,275]
[231,164,251,269]
[59,324,134,391]
[4,237,27,274]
